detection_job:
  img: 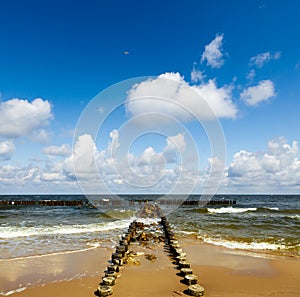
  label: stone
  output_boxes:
[144,254,157,262]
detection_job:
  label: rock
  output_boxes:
[144,254,157,262]
[187,284,204,296]
[158,235,165,242]
[139,202,162,218]
[136,232,148,241]
[124,256,140,266]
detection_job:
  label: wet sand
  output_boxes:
[1,239,299,297]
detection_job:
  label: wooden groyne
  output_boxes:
[0,200,90,207]
[95,203,205,297]
[0,198,236,207]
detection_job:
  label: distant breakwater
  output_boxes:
[0,198,236,207]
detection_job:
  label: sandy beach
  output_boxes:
[1,238,299,297]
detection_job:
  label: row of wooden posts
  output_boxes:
[0,199,236,207]
[95,217,205,297]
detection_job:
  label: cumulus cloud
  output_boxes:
[249,51,281,68]
[40,172,66,182]
[64,134,98,180]
[0,141,15,160]
[240,80,275,106]
[1,132,300,194]
[227,137,300,188]
[201,34,225,68]
[62,129,199,192]
[43,144,71,156]
[0,98,52,138]
[126,72,237,122]
[0,165,38,184]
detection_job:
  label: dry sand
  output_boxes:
[1,239,299,297]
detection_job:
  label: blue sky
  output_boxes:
[0,0,300,194]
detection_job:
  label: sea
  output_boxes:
[0,194,299,261]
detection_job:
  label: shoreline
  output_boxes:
[1,239,299,297]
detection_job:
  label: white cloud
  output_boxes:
[246,69,256,81]
[30,129,50,143]
[126,72,237,122]
[1,132,300,194]
[0,98,52,138]
[62,130,199,192]
[249,51,281,68]
[43,144,71,156]
[163,133,186,163]
[240,80,275,106]
[0,141,15,160]
[196,79,236,118]
[227,138,300,189]
[40,172,65,182]
[64,134,98,180]
[0,165,37,184]
[201,34,225,68]
[191,68,206,83]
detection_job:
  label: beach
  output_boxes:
[1,239,299,297]
[0,195,299,296]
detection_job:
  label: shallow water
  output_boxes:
[0,195,299,260]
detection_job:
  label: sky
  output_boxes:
[0,0,300,194]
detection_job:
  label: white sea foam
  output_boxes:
[201,236,285,251]
[0,219,132,239]
[207,207,257,214]
[135,217,161,224]
[1,287,27,296]
[289,214,300,219]
[178,230,197,236]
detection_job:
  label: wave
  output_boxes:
[288,214,300,220]
[200,236,287,251]
[0,219,132,239]
[202,206,300,215]
[0,287,27,296]
[207,207,257,214]
[103,209,137,219]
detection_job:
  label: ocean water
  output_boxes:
[0,195,299,261]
